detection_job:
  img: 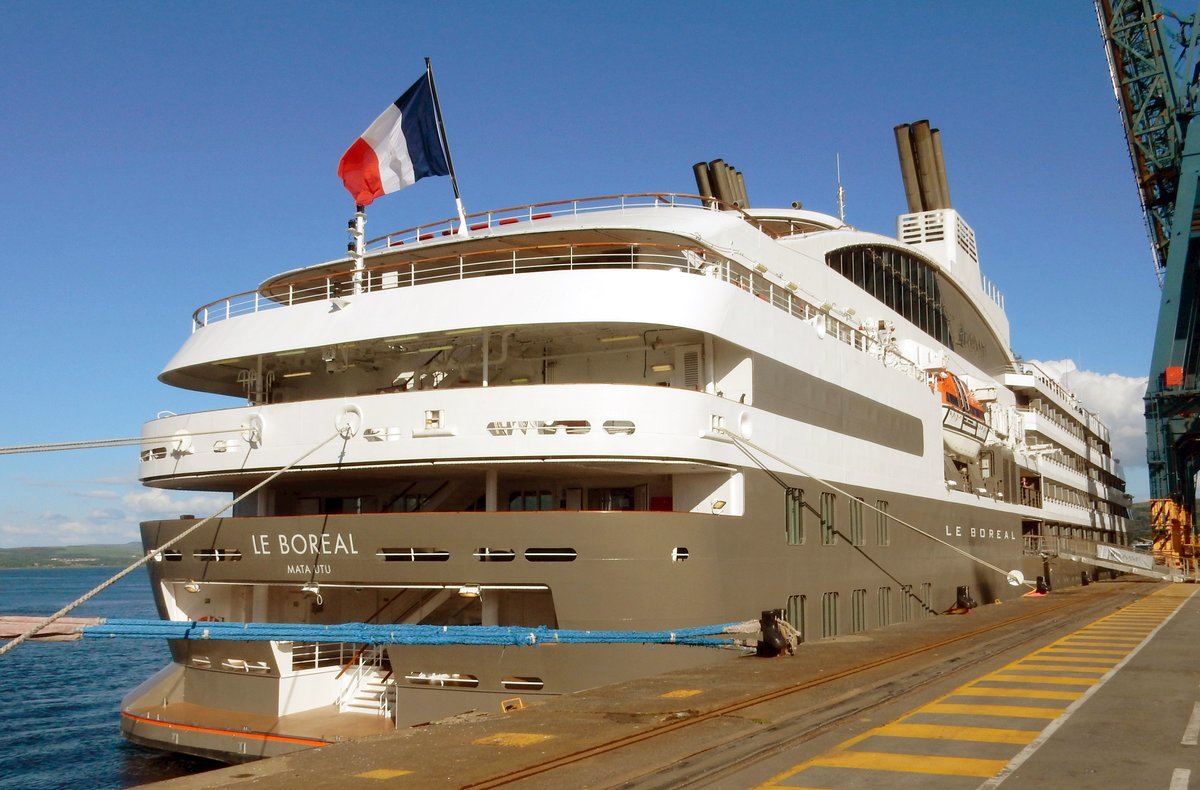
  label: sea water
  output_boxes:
[0,567,216,789]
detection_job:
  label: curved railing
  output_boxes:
[192,242,707,328]
[365,193,726,250]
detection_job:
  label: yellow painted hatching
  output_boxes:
[473,732,555,747]
[355,768,413,779]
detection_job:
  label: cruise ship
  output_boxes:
[120,120,1132,762]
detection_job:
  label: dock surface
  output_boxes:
[144,579,1200,789]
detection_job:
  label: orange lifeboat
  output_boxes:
[932,372,990,459]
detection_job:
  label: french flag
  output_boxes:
[338,73,450,206]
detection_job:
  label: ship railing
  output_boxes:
[288,640,357,671]
[369,193,724,250]
[335,643,392,715]
[189,241,928,387]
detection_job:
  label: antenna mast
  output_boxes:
[836,154,846,222]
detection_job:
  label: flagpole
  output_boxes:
[425,57,470,237]
[349,204,365,294]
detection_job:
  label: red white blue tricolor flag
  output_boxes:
[338,72,450,206]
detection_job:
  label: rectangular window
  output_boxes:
[876,500,891,546]
[900,584,913,622]
[785,488,804,545]
[878,586,892,627]
[851,588,867,633]
[821,592,839,638]
[786,594,806,644]
[850,497,864,546]
[821,492,837,545]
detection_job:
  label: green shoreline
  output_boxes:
[0,542,143,569]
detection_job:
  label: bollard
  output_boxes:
[757,609,789,657]
[1081,571,1090,586]
[955,585,978,609]
[1035,576,1050,594]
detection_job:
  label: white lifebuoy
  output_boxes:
[241,414,265,447]
[336,404,363,438]
[171,430,193,457]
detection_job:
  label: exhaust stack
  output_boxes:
[894,120,952,212]
[692,159,750,208]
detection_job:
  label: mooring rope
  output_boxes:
[0,428,346,658]
[717,428,1035,589]
[0,428,246,455]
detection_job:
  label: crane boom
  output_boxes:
[1097,0,1200,575]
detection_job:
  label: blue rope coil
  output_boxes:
[81,619,748,648]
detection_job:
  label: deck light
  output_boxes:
[184,581,201,593]
[282,371,312,378]
[651,363,674,373]
[458,584,482,598]
[600,334,641,343]
[509,377,529,384]
[711,499,727,513]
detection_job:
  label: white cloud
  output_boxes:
[0,488,230,548]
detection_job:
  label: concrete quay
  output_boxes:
[145,579,1196,789]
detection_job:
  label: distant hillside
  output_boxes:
[0,542,143,569]
[1129,501,1150,541]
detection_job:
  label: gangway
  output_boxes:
[1029,534,1190,581]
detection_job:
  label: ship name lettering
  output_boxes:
[275,533,359,556]
[946,525,1016,541]
[285,564,333,574]
[251,534,272,555]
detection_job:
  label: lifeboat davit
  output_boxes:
[934,372,990,460]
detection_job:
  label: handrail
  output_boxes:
[363,192,747,248]
[191,241,706,328]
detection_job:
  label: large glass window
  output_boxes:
[826,245,952,347]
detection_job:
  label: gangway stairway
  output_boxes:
[1032,535,1188,582]
[337,645,395,719]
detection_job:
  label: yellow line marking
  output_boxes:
[982,673,1096,686]
[873,722,1038,744]
[355,769,414,779]
[750,585,1184,790]
[1027,654,1118,664]
[923,702,1062,719]
[957,686,1081,700]
[472,732,555,747]
[659,689,703,699]
[812,750,1007,777]
[1012,662,1108,674]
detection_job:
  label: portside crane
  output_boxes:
[1097,0,1200,573]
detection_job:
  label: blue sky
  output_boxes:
[0,2,1157,546]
